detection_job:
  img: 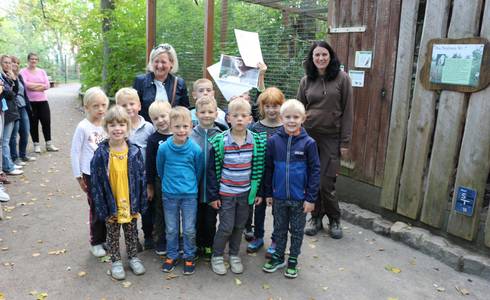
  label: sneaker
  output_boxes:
[243,229,254,242]
[202,247,212,262]
[229,255,243,274]
[21,156,36,162]
[183,259,195,275]
[304,216,323,236]
[110,260,126,280]
[246,238,264,253]
[33,143,41,153]
[46,142,59,152]
[0,187,10,202]
[144,239,154,250]
[6,169,23,175]
[211,256,227,275]
[90,244,107,257]
[162,258,178,273]
[14,159,26,166]
[265,241,276,259]
[329,218,343,239]
[154,239,167,256]
[128,257,146,275]
[262,254,286,273]
[284,257,298,279]
[13,164,23,170]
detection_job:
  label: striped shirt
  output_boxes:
[219,131,254,197]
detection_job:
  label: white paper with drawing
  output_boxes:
[207,62,250,101]
[234,29,264,67]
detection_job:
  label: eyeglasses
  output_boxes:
[153,44,172,51]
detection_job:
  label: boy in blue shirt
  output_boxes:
[261,99,320,278]
[157,107,203,275]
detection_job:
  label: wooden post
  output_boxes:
[447,0,490,242]
[220,0,228,50]
[204,0,214,79]
[380,0,420,210]
[420,0,483,229]
[146,0,156,64]
[396,0,450,219]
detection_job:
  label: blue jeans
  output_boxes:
[2,121,16,172]
[163,196,197,260]
[10,107,30,160]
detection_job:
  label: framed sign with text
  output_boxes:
[421,37,490,93]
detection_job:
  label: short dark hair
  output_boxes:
[27,52,38,60]
[304,41,341,81]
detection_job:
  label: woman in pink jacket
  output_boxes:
[19,53,58,153]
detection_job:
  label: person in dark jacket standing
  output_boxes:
[297,41,354,239]
[133,43,189,122]
[261,99,320,278]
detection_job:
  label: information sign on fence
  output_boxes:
[454,186,477,216]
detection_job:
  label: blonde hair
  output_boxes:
[169,106,192,125]
[192,78,213,91]
[280,99,306,116]
[103,105,131,132]
[195,96,217,112]
[147,44,179,74]
[115,87,140,105]
[149,101,172,119]
[228,97,251,114]
[83,87,109,107]
[257,87,285,118]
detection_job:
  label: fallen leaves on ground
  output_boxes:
[322,286,329,291]
[234,278,242,286]
[165,274,179,280]
[455,286,470,296]
[121,281,132,288]
[78,271,87,277]
[433,283,445,292]
[48,249,67,255]
[99,256,111,263]
[29,291,48,300]
[1,247,8,251]
[0,292,4,300]
[338,267,345,271]
[32,252,41,257]
[262,283,270,290]
[384,265,401,274]
[387,298,398,300]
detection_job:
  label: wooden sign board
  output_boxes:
[421,37,490,93]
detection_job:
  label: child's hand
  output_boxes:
[257,62,267,74]
[210,200,221,210]
[254,197,263,206]
[340,147,350,160]
[266,197,273,206]
[147,184,154,202]
[303,202,315,213]
[77,177,88,193]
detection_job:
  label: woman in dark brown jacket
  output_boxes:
[297,41,353,239]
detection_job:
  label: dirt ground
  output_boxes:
[1,84,489,300]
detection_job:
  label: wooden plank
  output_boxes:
[374,0,402,187]
[447,0,490,242]
[146,0,156,63]
[363,0,392,182]
[421,0,483,229]
[396,0,451,219]
[380,0,420,209]
[349,0,376,182]
[203,0,215,79]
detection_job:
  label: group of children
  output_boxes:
[71,78,320,281]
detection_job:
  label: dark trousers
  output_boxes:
[213,192,249,256]
[106,218,138,262]
[245,199,275,240]
[83,174,106,246]
[196,202,217,248]
[29,101,51,143]
[308,132,341,220]
[152,178,166,244]
[273,200,306,258]
[141,197,154,242]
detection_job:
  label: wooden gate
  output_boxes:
[328,0,402,187]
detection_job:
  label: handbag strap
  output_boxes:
[171,76,178,106]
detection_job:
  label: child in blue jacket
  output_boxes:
[261,99,320,278]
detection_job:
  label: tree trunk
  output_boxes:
[101,0,115,93]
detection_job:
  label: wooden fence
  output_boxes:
[381,0,490,247]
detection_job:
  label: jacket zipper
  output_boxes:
[286,135,292,200]
[203,129,208,203]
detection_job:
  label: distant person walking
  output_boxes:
[133,44,189,122]
[20,52,59,153]
[297,41,354,239]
